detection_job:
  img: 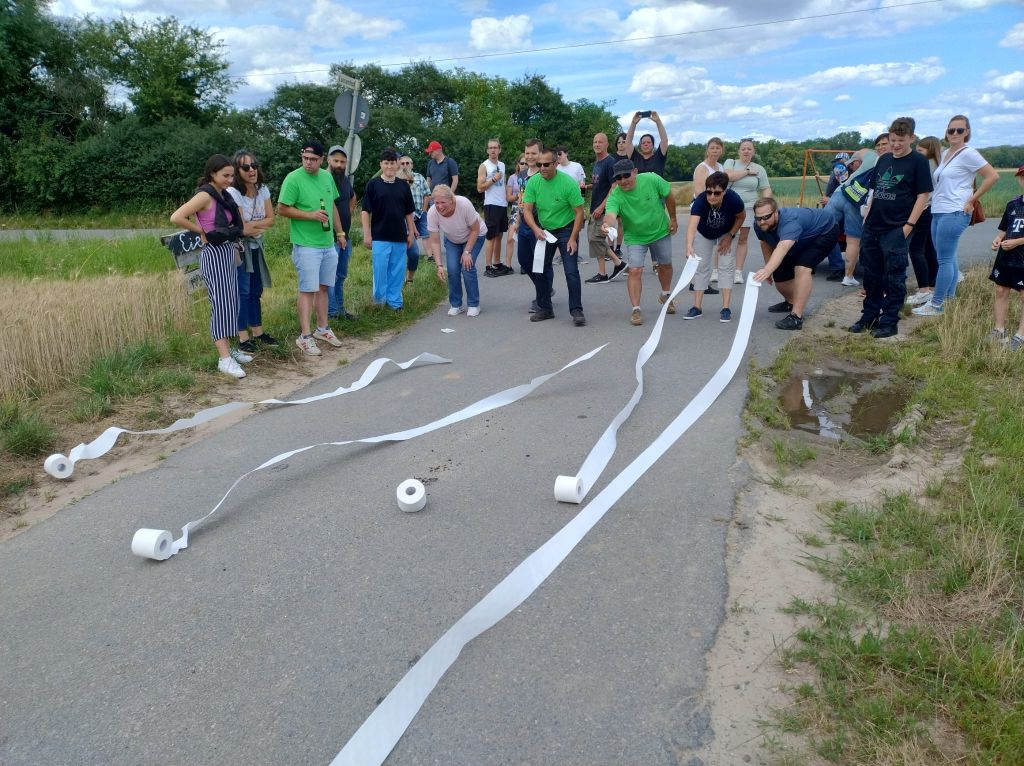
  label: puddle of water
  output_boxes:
[778,363,910,440]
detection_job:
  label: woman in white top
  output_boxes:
[693,138,725,283]
[724,139,772,283]
[226,151,276,353]
[926,115,999,311]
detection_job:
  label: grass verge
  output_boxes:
[746,272,1024,764]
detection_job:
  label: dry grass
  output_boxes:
[0,273,193,397]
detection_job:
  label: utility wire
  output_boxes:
[226,0,944,83]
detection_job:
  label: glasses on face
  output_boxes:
[538,161,555,168]
[518,161,527,166]
[238,162,259,172]
[613,173,631,182]
[947,127,967,135]
[754,212,773,223]
[301,155,321,163]
[400,161,412,166]
[705,189,723,196]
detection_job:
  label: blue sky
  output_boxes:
[50,0,1024,147]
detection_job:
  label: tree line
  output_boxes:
[2,1,1021,214]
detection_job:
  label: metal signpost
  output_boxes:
[333,74,370,177]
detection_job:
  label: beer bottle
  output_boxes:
[320,198,330,232]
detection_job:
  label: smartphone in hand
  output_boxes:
[638,110,652,118]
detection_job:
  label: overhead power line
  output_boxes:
[227,0,944,83]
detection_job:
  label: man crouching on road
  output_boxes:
[521,148,587,326]
[752,197,839,330]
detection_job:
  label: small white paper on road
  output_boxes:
[441,328,455,334]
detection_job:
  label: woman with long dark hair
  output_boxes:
[227,150,277,353]
[905,136,941,306]
[170,154,247,378]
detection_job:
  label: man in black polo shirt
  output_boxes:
[585,132,628,283]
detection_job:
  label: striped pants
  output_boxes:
[199,243,240,341]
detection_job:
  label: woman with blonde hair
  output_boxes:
[693,137,725,287]
[724,138,772,283]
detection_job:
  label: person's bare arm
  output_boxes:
[450,175,459,194]
[521,202,545,240]
[170,191,212,238]
[754,240,794,282]
[967,163,1000,214]
[652,111,668,156]
[476,163,490,193]
[625,111,641,150]
[664,192,678,235]
[360,210,372,248]
[567,205,584,254]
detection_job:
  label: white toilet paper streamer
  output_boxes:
[330,275,762,766]
[553,256,700,503]
[132,346,605,561]
[531,230,558,273]
[396,479,426,513]
[44,353,450,479]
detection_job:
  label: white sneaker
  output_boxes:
[957,271,966,284]
[312,327,342,347]
[217,356,246,378]
[905,291,933,306]
[733,270,743,284]
[467,307,480,317]
[841,276,859,286]
[230,348,253,364]
[447,306,466,316]
[912,302,944,316]
[711,268,719,283]
[295,335,321,356]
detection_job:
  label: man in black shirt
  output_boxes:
[585,132,628,283]
[327,145,358,320]
[361,147,416,311]
[850,117,932,338]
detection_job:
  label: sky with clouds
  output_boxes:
[50,0,1024,147]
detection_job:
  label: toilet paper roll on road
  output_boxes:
[131,528,174,560]
[553,474,584,503]
[43,454,73,480]
[396,479,426,513]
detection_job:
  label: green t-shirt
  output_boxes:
[278,167,340,247]
[605,173,671,245]
[522,170,584,231]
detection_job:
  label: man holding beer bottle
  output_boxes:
[277,139,346,356]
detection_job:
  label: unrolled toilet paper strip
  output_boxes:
[532,239,545,273]
[396,479,427,512]
[605,226,618,243]
[553,256,700,503]
[44,353,451,479]
[330,275,762,766]
[137,345,605,561]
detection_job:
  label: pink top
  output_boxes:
[196,190,235,231]
[427,196,487,243]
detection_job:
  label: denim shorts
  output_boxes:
[291,245,338,292]
[827,192,864,239]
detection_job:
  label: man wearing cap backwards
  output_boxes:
[277,139,346,356]
[601,159,677,326]
[425,141,459,194]
[326,145,358,321]
[521,148,587,326]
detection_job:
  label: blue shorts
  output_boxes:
[291,245,338,292]
[827,192,864,239]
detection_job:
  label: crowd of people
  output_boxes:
[170,112,1022,378]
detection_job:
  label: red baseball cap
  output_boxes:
[425,140,443,154]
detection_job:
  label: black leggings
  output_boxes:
[908,207,937,289]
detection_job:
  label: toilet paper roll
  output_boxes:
[131,528,174,560]
[396,479,426,513]
[43,453,73,480]
[542,230,557,244]
[553,475,583,503]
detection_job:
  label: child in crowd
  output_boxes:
[989,164,1024,350]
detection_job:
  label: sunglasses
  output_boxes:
[946,127,967,135]
[538,161,555,168]
[238,162,259,172]
[754,212,774,223]
[613,173,631,182]
[400,161,412,165]
[705,189,724,196]
[518,161,527,166]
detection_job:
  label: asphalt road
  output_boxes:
[0,219,1000,766]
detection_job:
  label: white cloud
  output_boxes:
[999,21,1024,48]
[835,94,851,102]
[468,14,532,51]
[988,71,1024,93]
[305,0,400,40]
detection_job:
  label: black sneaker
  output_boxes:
[499,264,514,275]
[614,245,623,257]
[775,313,803,330]
[767,300,793,313]
[871,324,898,339]
[529,300,539,313]
[571,309,586,327]
[586,273,610,284]
[484,265,500,277]
[520,267,528,275]
[253,333,279,346]
[704,285,719,295]
[609,261,627,281]
[238,339,258,353]
[530,309,554,322]
[848,318,878,334]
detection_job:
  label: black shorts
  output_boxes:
[483,205,509,239]
[773,222,839,283]
[989,252,1024,290]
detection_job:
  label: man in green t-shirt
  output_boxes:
[277,139,346,356]
[521,149,586,326]
[603,159,678,326]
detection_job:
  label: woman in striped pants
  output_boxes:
[171,155,248,379]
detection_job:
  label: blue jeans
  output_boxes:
[859,226,909,329]
[520,224,582,313]
[371,240,407,309]
[327,238,352,317]
[237,260,263,332]
[931,211,970,307]
[444,237,483,308]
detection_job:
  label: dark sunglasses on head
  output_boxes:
[538,161,555,168]
[946,127,966,135]
[613,173,631,182]
[754,212,773,222]
[705,189,724,196]
[238,162,259,171]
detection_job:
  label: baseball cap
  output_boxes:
[833,152,850,163]
[301,139,325,156]
[1016,163,1024,177]
[425,140,443,154]
[328,144,347,157]
[612,158,635,177]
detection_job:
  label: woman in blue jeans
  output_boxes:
[917,115,999,316]
[426,184,486,317]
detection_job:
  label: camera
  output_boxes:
[638,110,652,118]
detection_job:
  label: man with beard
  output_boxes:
[327,145,358,321]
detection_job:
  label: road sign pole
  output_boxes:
[343,81,360,178]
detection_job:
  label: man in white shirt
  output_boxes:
[477,138,510,276]
[555,146,587,191]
